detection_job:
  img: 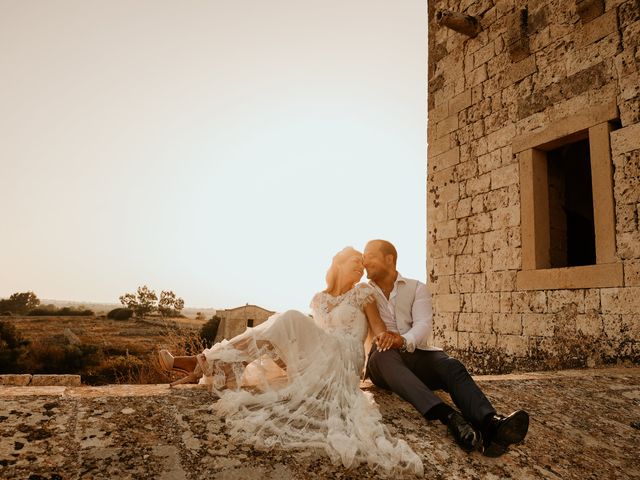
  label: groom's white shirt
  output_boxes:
[369,273,435,353]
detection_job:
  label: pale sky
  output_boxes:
[0,1,427,312]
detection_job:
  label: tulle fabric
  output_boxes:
[199,283,424,476]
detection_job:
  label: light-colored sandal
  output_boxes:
[158,349,190,375]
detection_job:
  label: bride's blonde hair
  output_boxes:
[325,246,362,292]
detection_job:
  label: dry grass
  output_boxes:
[5,315,211,385]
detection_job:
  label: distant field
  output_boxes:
[4,315,209,385]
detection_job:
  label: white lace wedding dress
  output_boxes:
[199,283,423,476]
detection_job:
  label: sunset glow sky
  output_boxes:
[1,1,427,312]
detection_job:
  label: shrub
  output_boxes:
[0,311,12,316]
[0,321,29,373]
[200,315,221,348]
[21,341,102,375]
[107,308,133,320]
[29,307,94,316]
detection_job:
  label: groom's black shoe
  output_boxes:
[482,410,529,457]
[447,412,483,453]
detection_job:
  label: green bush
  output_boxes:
[107,308,133,320]
[22,341,102,375]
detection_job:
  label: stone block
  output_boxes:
[456,254,481,274]
[468,332,498,349]
[455,197,472,218]
[492,247,521,270]
[435,220,458,240]
[434,312,457,331]
[491,163,519,190]
[478,150,502,174]
[30,375,81,387]
[611,124,640,156]
[428,134,452,158]
[585,289,601,311]
[547,290,585,313]
[576,0,604,23]
[505,55,537,86]
[512,291,547,313]
[449,89,472,114]
[484,186,510,211]
[522,313,555,336]
[603,314,640,340]
[576,312,604,336]
[486,271,517,291]
[437,114,459,139]
[450,274,475,293]
[486,123,516,153]
[468,64,488,87]
[474,42,495,68]
[624,260,640,286]
[499,334,529,356]
[434,255,455,276]
[435,293,461,313]
[458,312,490,332]
[468,213,493,233]
[601,287,640,314]
[492,313,522,334]
[429,101,449,124]
[491,205,520,229]
[471,293,502,313]
[465,173,492,196]
[0,374,32,386]
[432,146,460,172]
[500,292,513,312]
[579,9,617,47]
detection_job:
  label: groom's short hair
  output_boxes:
[369,239,397,265]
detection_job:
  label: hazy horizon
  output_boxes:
[1,1,427,313]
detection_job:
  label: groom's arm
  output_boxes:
[401,282,433,352]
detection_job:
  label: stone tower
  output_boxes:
[427,0,640,372]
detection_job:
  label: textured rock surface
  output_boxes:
[1,367,639,479]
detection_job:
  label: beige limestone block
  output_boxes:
[617,231,640,258]
[0,375,32,386]
[30,375,81,387]
[455,197,472,218]
[492,247,521,271]
[585,289,601,312]
[435,220,458,240]
[474,42,496,68]
[579,9,617,47]
[499,334,529,356]
[512,291,547,313]
[434,256,455,276]
[485,188,511,212]
[437,114,459,139]
[487,123,516,153]
[492,313,523,335]
[468,332,498,349]
[432,146,461,172]
[435,293,461,313]
[455,254,482,274]
[428,134,452,158]
[468,212,492,233]
[465,173,492,197]
[434,330,458,349]
[500,292,513,313]
[504,54,537,86]
[468,64,488,87]
[484,229,509,251]
[449,89,472,114]
[429,101,449,124]
[611,124,640,157]
[603,314,640,340]
[486,271,517,292]
[491,163,519,190]
[522,313,555,337]
[576,312,604,337]
[624,260,640,286]
[471,293,502,313]
[479,150,502,174]
[601,287,640,314]
[491,205,521,229]
[451,274,475,293]
[547,290,586,313]
[458,312,484,332]
[434,312,457,331]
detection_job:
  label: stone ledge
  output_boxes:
[0,374,81,387]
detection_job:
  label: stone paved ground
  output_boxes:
[1,367,639,480]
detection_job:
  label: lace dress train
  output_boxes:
[199,284,424,476]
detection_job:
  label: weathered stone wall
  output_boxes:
[427,0,640,373]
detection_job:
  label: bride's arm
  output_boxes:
[363,301,395,351]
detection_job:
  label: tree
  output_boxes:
[158,290,185,317]
[200,315,221,347]
[0,291,40,314]
[119,286,158,318]
[0,320,29,373]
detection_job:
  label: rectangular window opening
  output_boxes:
[247,319,254,328]
[546,138,596,268]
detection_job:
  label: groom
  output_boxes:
[363,239,529,456]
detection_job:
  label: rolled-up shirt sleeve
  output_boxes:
[401,282,433,352]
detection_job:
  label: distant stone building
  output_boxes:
[427,0,640,372]
[213,304,275,343]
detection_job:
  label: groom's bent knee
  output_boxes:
[367,348,406,388]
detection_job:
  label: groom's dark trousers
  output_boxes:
[367,345,496,428]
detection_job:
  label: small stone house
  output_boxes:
[427,0,640,372]
[213,304,275,343]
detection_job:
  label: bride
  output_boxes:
[159,247,424,476]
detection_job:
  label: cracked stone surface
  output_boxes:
[1,367,639,479]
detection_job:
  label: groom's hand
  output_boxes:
[375,332,405,352]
